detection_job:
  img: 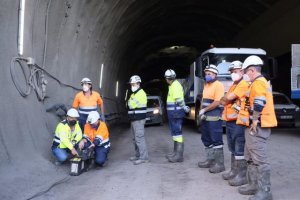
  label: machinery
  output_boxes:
[291,44,300,99]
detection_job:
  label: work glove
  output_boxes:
[183,105,190,113]
[199,108,206,116]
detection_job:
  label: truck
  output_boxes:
[182,47,277,131]
[291,44,300,99]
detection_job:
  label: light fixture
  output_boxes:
[18,0,26,55]
[99,63,104,88]
[116,81,119,97]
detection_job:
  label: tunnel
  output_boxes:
[1,0,300,199]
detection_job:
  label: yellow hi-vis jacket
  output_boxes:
[237,76,277,127]
[127,88,147,121]
[167,80,184,111]
[52,120,82,150]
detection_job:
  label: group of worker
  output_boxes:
[127,55,276,200]
[51,78,110,169]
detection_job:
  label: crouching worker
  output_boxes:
[52,108,82,165]
[79,111,110,168]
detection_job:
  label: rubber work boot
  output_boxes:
[249,168,272,200]
[168,142,184,162]
[165,141,178,160]
[238,163,258,195]
[228,159,247,186]
[198,147,214,168]
[222,154,236,180]
[209,148,225,173]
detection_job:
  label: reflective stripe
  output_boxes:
[166,107,183,110]
[202,102,210,106]
[100,138,109,144]
[128,110,147,114]
[96,135,104,141]
[104,144,110,148]
[212,145,223,149]
[53,138,60,143]
[235,156,245,160]
[79,110,94,115]
[79,106,97,110]
[226,113,238,119]
[206,116,221,121]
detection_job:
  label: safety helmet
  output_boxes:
[67,108,79,118]
[129,75,142,84]
[228,61,243,72]
[242,55,263,70]
[87,111,100,124]
[204,64,218,75]
[81,77,92,85]
[164,69,176,79]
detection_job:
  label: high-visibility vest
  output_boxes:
[166,80,184,111]
[202,80,224,118]
[52,120,82,150]
[223,79,249,121]
[72,91,103,115]
[237,76,277,127]
[127,88,147,121]
[84,122,110,148]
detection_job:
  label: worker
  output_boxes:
[127,75,149,165]
[198,64,225,173]
[72,77,104,132]
[165,69,190,163]
[220,61,249,186]
[78,111,110,167]
[237,56,277,200]
[52,108,82,164]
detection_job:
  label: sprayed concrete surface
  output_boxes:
[1,123,299,200]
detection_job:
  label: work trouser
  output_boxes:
[244,126,271,171]
[131,119,148,160]
[52,146,70,162]
[83,141,110,166]
[167,109,184,142]
[226,121,245,157]
[201,120,223,147]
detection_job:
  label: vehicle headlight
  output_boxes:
[153,108,160,114]
[296,106,300,112]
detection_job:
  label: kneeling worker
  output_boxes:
[79,111,110,167]
[52,108,82,164]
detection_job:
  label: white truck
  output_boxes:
[291,44,300,99]
[182,47,277,131]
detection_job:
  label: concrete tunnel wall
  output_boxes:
[0,0,135,171]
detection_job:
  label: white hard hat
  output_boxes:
[87,111,100,124]
[204,64,218,75]
[164,69,176,79]
[67,108,79,118]
[129,75,142,84]
[228,60,243,71]
[242,55,263,70]
[81,77,92,85]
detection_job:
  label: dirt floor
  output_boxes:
[1,123,300,200]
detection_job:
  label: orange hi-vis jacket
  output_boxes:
[202,80,224,118]
[84,121,110,148]
[237,76,277,127]
[73,91,103,115]
[223,79,249,121]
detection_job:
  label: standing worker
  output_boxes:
[52,108,82,165]
[237,56,277,200]
[127,75,149,165]
[220,61,249,186]
[165,69,189,163]
[73,78,104,132]
[198,65,225,173]
[79,111,110,168]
